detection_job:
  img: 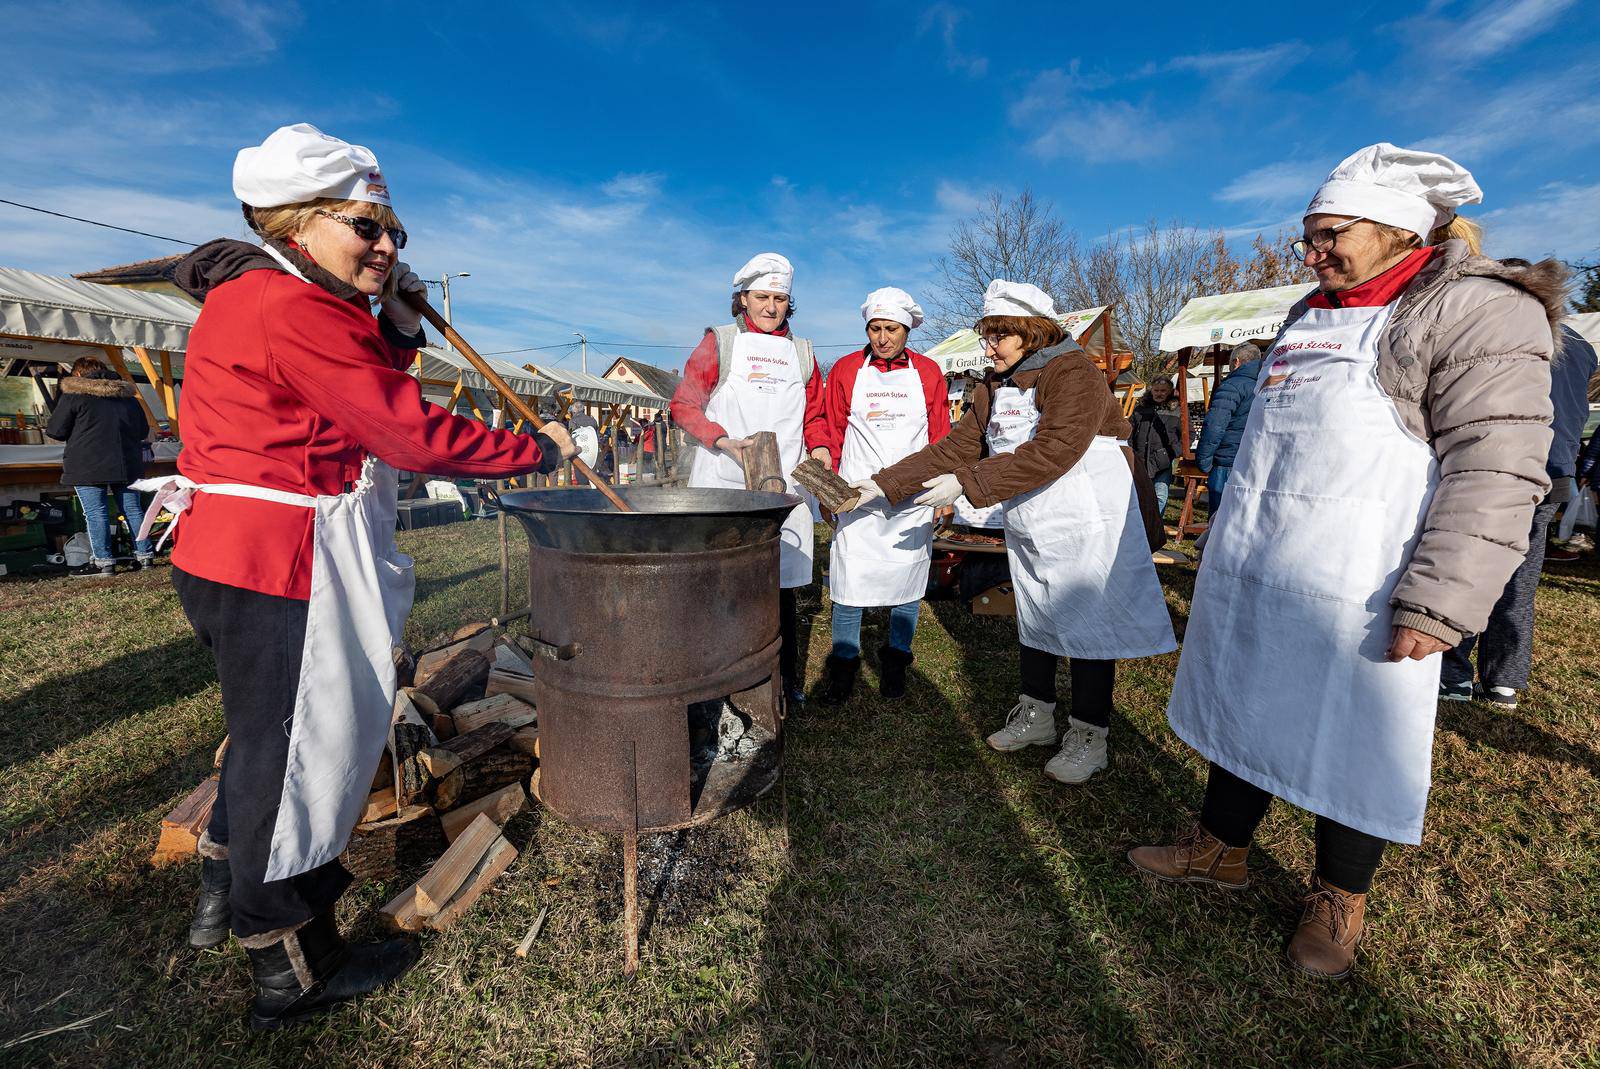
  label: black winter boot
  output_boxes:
[189,856,232,948]
[878,645,914,700]
[244,910,418,1031]
[818,654,861,705]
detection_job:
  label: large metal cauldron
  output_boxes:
[498,485,800,836]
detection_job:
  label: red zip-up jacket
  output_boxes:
[669,316,829,451]
[818,348,951,469]
[172,258,543,599]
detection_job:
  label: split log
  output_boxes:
[414,627,496,687]
[410,648,491,718]
[391,690,437,806]
[742,430,786,493]
[439,782,527,843]
[344,803,437,883]
[379,885,424,933]
[213,736,229,769]
[424,836,518,932]
[451,693,536,735]
[492,640,534,675]
[412,814,500,916]
[505,727,539,758]
[392,643,416,689]
[418,746,463,781]
[440,720,516,763]
[359,786,398,825]
[485,668,537,706]
[150,776,219,867]
[371,750,393,790]
[433,751,532,812]
[791,456,861,513]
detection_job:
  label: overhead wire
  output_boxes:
[0,197,200,246]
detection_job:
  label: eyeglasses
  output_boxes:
[316,209,407,249]
[978,332,1015,350]
[1290,217,1368,260]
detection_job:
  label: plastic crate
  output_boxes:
[0,520,47,552]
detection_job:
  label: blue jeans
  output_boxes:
[75,484,152,563]
[831,601,919,659]
[1151,469,1172,517]
[1207,465,1232,518]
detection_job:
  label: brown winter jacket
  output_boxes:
[1275,239,1564,646]
[875,337,1129,509]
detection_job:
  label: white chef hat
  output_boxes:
[860,287,924,329]
[1304,142,1481,242]
[981,279,1057,319]
[233,123,393,209]
[732,252,793,295]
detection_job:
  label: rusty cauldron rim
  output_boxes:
[497,485,803,554]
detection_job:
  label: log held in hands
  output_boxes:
[791,456,861,513]
[741,431,786,494]
[401,291,632,513]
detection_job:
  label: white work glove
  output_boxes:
[382,262,427,337]
[849,479,884,509]
[913,472,964,508]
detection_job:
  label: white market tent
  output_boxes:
[1,265,200,435]
[924,305,1131,378]
[526,364,666,408]
[1568,312,1600,349]
[1158,282,1314,353]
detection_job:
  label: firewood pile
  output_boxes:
[152,622,541,935]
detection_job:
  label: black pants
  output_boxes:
[1200,763,1387,894]
[1441,497,1557,691]
[1018,644,1115,729]
[174,568,351,937]
[779,587,799,688]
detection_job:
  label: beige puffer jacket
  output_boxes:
[1276,240,1565,645]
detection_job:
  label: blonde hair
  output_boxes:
[247,197,405,300]
[1429,216,1482,254]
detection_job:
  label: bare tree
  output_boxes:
[1117,219,1216,380]
[927,189,1075,338]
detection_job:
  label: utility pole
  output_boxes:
[573,332,588,375]
[424,272,472,349]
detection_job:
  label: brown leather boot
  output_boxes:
[1128,823,1249,889]
[1287,877,1366,979]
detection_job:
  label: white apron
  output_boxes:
[137,457,415,879]
[688,328,815,588]
[831,362,934,606]
[1166,302,1441,844]
[987,385,1176,660]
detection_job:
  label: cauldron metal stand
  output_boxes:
[496,485,798,973]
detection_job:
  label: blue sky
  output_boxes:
[2,0,1595,370]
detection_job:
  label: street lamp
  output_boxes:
[437,271,471,325]
[573,332,588,375]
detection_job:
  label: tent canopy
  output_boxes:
[1568,312,1600,349]
[526,364,666,407]
[924,305,1129,377]
[1159,282,1314,353]
[416,347,552,397]
[0,265,197,355]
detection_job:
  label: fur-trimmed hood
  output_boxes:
[59,375,135,398]
[1415,242,1570,338]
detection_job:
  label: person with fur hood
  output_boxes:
[1132,144,1564,980]
[45,355,154,576]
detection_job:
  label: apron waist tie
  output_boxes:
[129,475,318,551]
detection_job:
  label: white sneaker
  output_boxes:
[1044,718,1109,784]
[986,695,1057,752]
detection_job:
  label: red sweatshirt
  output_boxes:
[173,269,543,599]
[669,316,828,451]
[819,348,951,469]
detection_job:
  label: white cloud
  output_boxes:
[1416,68,1600,159]
[1011,76,1175,163]
[919,4,988,78]
[1214,161,1328,205]
[1403,0,1576,65]
[1476,181,1600,261]
[600,172,663,199]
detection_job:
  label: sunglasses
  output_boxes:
[316,209,407,249]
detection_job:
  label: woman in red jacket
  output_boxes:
[144,124,574,1030]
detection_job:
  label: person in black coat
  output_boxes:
[1129,376,1181,517]
[45,356,153,576]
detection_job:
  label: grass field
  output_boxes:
[1,518,1597,1067]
